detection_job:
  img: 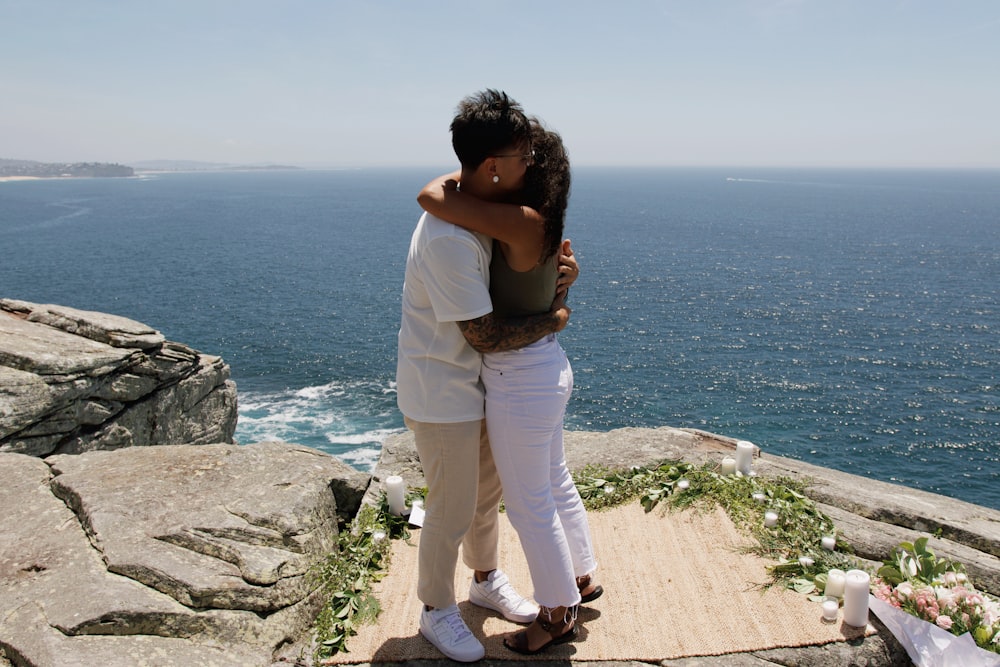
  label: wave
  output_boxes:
[236,379,404,472]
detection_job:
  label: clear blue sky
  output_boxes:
[3,1,999,168]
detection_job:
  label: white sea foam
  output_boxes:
[336,446,382,472]
[236,379,402,470]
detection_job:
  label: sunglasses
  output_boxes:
[493,149,536,166]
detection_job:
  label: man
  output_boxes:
[395,89,573,662]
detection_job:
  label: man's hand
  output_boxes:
[556,239,579,296]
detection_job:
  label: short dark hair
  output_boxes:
[450,89,531,169]
[521,118,571,261]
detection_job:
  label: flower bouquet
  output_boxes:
[870,536,999,666]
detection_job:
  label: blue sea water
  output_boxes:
[2,167,998,508]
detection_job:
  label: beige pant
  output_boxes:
[405,417,502,609]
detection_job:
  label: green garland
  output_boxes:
[311,493,417,661]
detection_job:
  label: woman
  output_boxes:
[417,119,601,655]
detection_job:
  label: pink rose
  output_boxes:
[872,583,894,603]
[936,615,953,630]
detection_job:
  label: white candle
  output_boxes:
[843,569,871,628]
[764,511,779,527]
[799,556,814,568]
[676,479,690,490]
[825,569,847,598]
[821,535,836,551]
[720,457,737,475]
[822,598,839,623]
[385,475,406,515]
[752,492,767,504]
[735,440,754,475]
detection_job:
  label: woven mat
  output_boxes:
[326,503,873,663]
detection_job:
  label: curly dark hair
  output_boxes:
[520,118,570,262]
[450,89,531,170]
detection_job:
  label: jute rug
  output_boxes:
[326,502,874,663]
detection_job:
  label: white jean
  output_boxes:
[482,334,597,608]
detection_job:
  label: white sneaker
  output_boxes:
[419,604,485,662]
[469,569,539,624]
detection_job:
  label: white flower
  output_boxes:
[935,586,956,608]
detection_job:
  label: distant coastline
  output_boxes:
[130,159,302,172]
[0,159,133,180]
[0,158,302,182]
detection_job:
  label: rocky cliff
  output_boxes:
[0,300,372,665]
[0,299,237,455]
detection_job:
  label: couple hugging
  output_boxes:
[395,88,601,661]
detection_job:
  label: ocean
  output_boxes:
[2,167,998,509]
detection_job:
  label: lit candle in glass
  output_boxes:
[825,569,847,598]
[822,598,839,623]
[720,457,737,475]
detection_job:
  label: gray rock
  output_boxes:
[12,300,165,350]
[0,442,370,667]
[0,300,237,456]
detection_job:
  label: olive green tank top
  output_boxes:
[488,241,558,318]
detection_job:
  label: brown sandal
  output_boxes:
[577,574,604,603]
[504,605,578,655]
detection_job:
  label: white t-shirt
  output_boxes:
[396,212,493,423]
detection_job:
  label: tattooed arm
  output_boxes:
[458,292,571,354]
